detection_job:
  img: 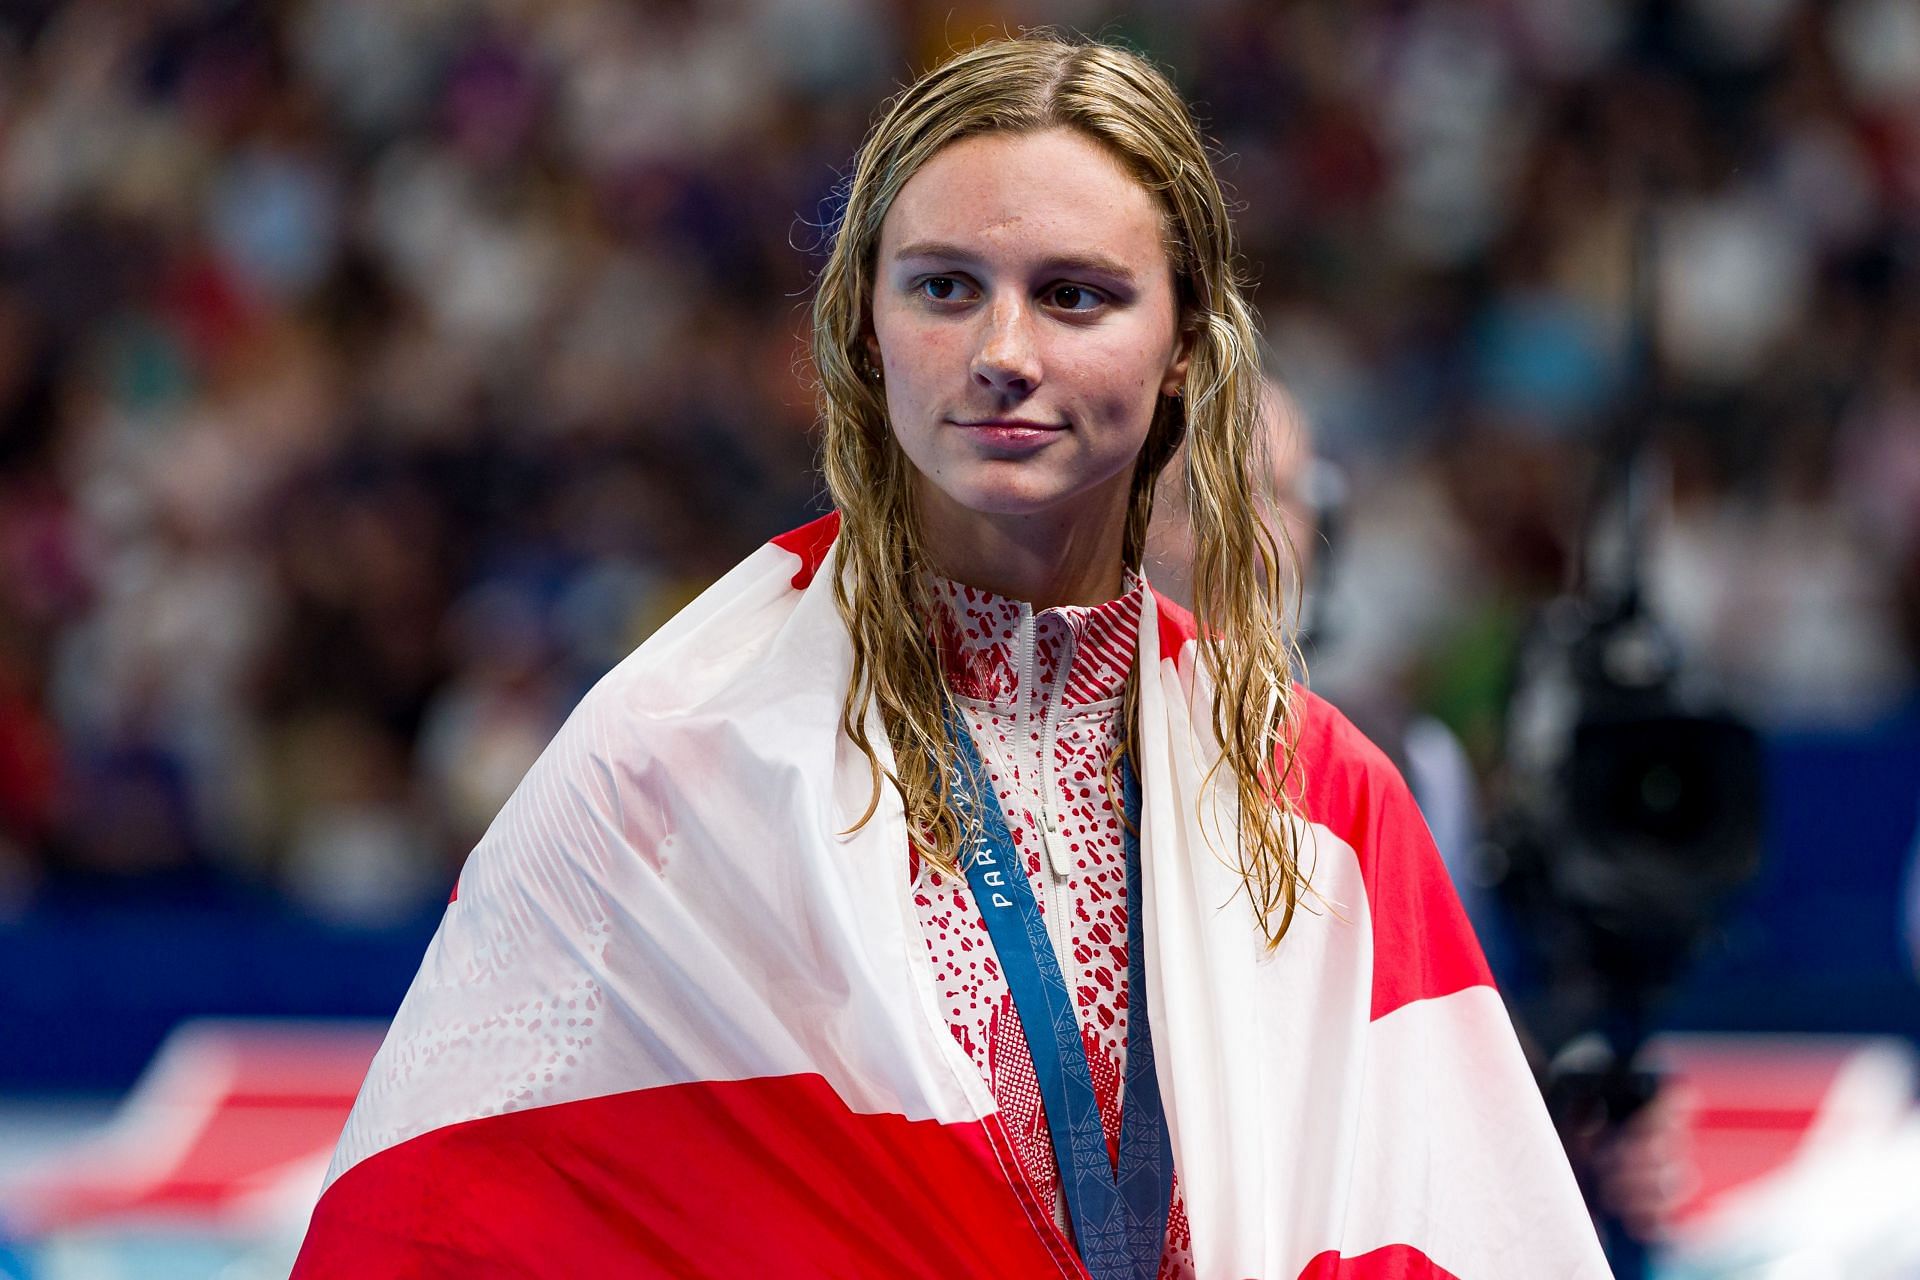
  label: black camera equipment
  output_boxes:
[1485,215,1766,1278]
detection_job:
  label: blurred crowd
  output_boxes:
[0,0,1916,926]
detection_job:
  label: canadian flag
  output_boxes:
[293,514,1608,1279]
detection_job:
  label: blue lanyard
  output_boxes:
[945,708,1174,1280]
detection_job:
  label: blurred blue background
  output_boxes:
[1,0,1918,1275]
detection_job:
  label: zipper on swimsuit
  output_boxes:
[1024,608,1077,996]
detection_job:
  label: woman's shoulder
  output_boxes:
[1147,593,1415,847]
[1283,685,1493,1014]
[1282,685,1427,869]
[1144,591,1407,816]
[481,514,845,833]
[1286,685,1408,812]
[455,513,855,893]
[580,511,843,720]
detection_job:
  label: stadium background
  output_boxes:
[0,0,1918,1276]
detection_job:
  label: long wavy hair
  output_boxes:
[812,34,1309,945]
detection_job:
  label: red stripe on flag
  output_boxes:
[294,1071,1086,1279]
[1692,1105,1821,1131]
[1289,690,1494,1021]
[1152,591,1196,674]
[1295,1244,1464,1279]
[771,511,842,589]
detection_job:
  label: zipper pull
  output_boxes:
[1040,809,1071,882]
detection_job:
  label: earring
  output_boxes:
[862,356,883,383]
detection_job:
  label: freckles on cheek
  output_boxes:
[921,326,970,362]
[875,306,939,360]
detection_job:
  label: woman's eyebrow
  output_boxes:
[891,240,982,264]
[890,241,1140,285]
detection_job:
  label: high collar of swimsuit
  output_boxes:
[925,571,1144,714]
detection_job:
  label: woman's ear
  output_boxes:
[1160,324,1195,398]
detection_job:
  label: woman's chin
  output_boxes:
[932,486,1085,524]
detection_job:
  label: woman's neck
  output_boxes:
[916,486,1130,611]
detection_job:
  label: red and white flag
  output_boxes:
[293,514,1608,1279]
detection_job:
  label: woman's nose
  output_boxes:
[970,297,1041,395]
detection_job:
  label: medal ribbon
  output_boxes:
[946,707,1174,1280]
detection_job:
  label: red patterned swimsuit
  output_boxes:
[914,574,1194,1278]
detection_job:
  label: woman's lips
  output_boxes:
[951,419,1067,449]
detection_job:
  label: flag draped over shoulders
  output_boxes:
[293,513,1608,1280]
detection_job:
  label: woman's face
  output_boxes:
[868,127,1190,540]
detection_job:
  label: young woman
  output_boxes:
[295,37,1606,1280]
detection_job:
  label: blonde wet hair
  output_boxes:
[812,33,1309,944]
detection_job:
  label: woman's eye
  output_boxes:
[919,276,965,302]
[1048,284,1103,312]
